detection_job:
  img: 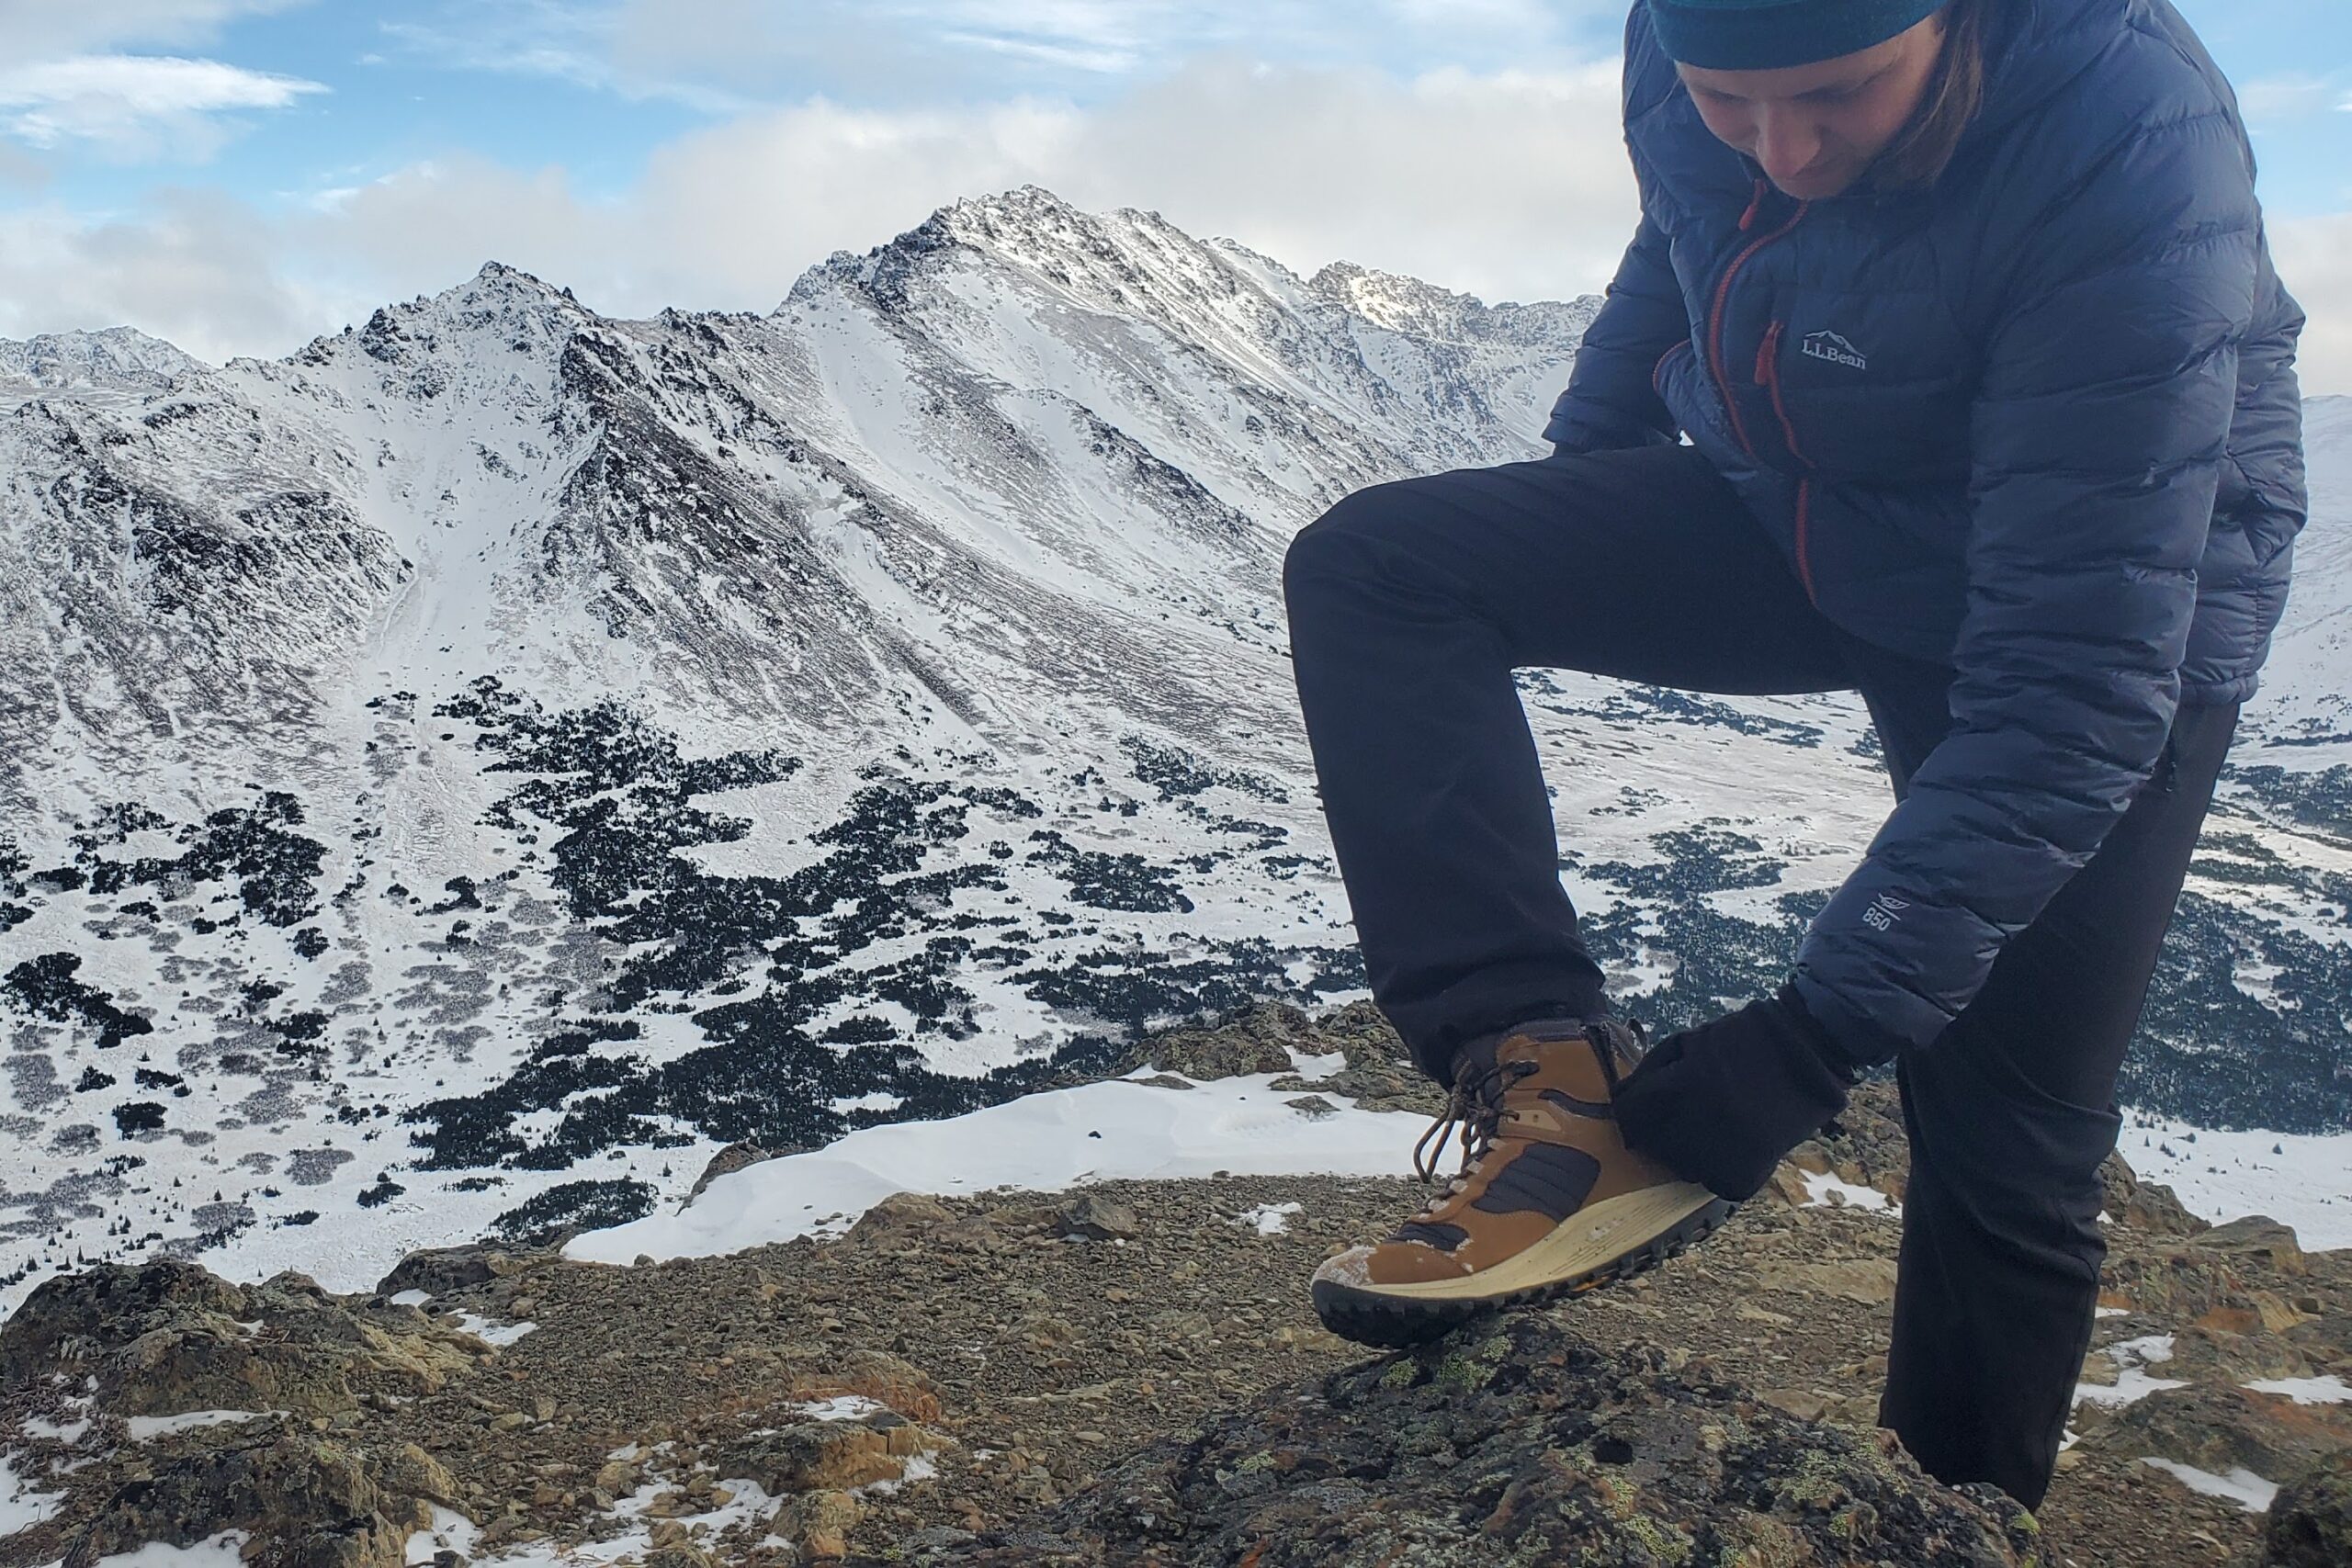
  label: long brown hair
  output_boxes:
[1867,0,1991,190]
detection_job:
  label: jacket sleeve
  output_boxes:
[1544,7,1690,455]
[1791,104,2266,1063]
[1544,212,1687,453]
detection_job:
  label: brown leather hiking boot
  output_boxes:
[1310,1016,1733,1347]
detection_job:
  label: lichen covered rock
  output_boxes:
[2076,1382,2352,1494]
[2266,1449,2352,1568]
[2192,1216,2308,1276]
[61,1427,458,1568]
[918,1314,2036,1565]
[718,1415,935,1494]
[1269,1000,1445,1115]
[777,1487,865,1560]
[1117,1001,1332,1080]
[1,1258,492,1420]
[371,1241,532,1299]
[2098,1154,2209,1238]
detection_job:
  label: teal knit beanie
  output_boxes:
[1647,0,1954,70]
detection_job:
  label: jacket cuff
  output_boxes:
[1786,972,1902,1075]
[1772,979,1865,1086]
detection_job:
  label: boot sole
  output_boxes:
[1311,1183,1736,1349]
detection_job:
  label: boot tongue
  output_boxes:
[1448,1014,1605,1100]
[1494,1021,1621,1104]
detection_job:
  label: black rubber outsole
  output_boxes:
[1309,1197,1738,1350]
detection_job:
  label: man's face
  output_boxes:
[1677,15,1950,200]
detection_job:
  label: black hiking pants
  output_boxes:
[1281,444,2238,1508]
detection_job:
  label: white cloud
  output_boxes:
[0,0,312,59]
[0,0,323,163]
[0,54,326,158]
[2237,73,2341,125]
[1067,59,1635,307]
[295,152,623,309]
[279,56,1634,326]
[380,1,610,87]
[475,0,1630,104]
[2274,209,2352,397]
[0,136,49,187]
[0,189,345,364]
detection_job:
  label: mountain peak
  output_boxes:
[784,185,1098,312]
[467,259,578,303]
[1306,261,1601,344]
[420,259,587,326]
[0,325,208,390]
[285,258,593,374]
[938,183,1087,233]
[1309,261,1482,336]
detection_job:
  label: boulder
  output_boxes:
[2075,1382,2352,1489]
[720,1419,915,1494]
[2102,1245,2261,1322]
[61,1430,458,1568]
[1294,1061,1443,1117]
[644,1519,718,1567]
[842,1191,956,1250]
[1261,1002,1444,1113]
[914,1314,2036,1566]
[1054,1193,1138,1242]
[1,1259,490,1421]
[761,1348,944,1424]
[1754,1257,1901,1308]
[1306,998,1415,1065]
[372,1245,527,1301]
[1120,1002,1323,1080]
[775,1488,864,1560]
[2193,1216,2309,1276]
[1788,1079,1912,1203]
[684,1141,789,1206]
[2163,1322,2316,1383]
[2266,1449,2352,1568]
[2098,1153,2209,1237]
[1760,1162,1816,1209]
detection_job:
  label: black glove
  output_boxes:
[1612,983,1860,1201]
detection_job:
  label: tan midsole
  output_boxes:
[1363,1183,1722,1302]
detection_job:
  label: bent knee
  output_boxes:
[1283,479,1437,600]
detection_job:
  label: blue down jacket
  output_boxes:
[1545,0,2307,1060]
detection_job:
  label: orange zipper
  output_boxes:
[1756,321,1811,466]
[1755,320,1820,603]
[1706,187,1810,463]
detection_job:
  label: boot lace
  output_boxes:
[1409,1056,1538,1204]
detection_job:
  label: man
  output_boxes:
[1282,0,2304,1506]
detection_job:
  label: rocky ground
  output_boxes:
[0,1004,2346,1567]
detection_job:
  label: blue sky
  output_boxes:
[3,1,2348,389]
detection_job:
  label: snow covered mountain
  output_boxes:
[0,187,2344,1314]
[0,327,202,404]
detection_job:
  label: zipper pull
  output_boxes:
[1738,178,1769,232]
[1755,321,1782,385]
